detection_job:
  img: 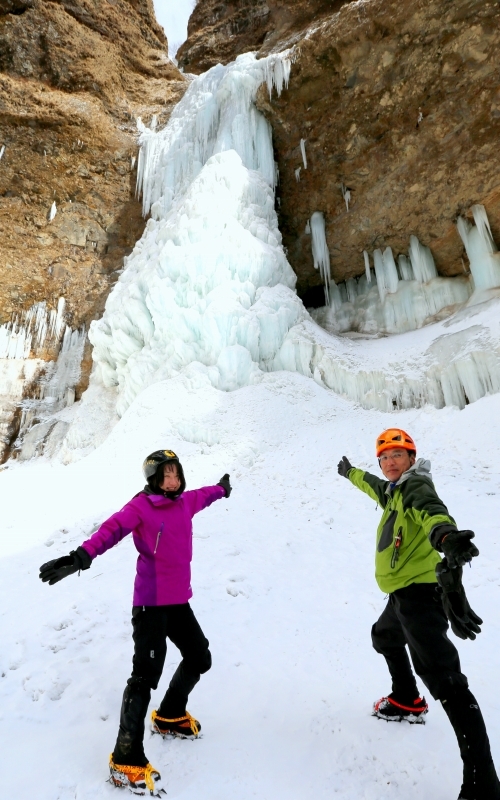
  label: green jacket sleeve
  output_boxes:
[402,475,457,541]
[348,468,389,508]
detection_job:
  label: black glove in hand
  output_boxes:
[440,529,479,568]
[218,473,232,498]
[435,559,483,641]
[337,456,353,479]
[39,546,92,585]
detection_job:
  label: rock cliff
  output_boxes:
[0,0,186,459]
[0,0,185,332]
[179,0,500,302]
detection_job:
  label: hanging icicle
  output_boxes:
[300,139,308,170]
[310,211,331,304]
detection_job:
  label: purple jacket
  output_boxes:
[81,485,225,606]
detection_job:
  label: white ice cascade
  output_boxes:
[90,52,305,417]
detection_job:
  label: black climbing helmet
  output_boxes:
[142,449,186,497]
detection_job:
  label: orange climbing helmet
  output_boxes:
[376,428,416,457]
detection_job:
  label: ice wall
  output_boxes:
[90,52,306,417]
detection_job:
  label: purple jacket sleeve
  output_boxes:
[80,499,142,560]
[185,485,226,517]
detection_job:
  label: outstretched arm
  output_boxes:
[80,501,142,559]
[39,500,142,586]
[185,475,230,517]
[338,456,389,508]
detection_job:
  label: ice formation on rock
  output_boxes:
[0,298,87,460]
[90,52,306,417]
[0,298,66,359]
[457,205,500,291]
[312,205,500,337]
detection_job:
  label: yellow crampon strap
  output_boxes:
[143,764,157,792]
[152,709,199,736]
[109,755,158,792]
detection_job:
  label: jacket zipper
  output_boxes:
[154,523,164,555]
[391,526,403,569]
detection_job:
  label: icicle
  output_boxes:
[300,139,308,170]
[305,220,311,235]
[295,167,301,182]
[310,212,331,304]
[346,278,357,304]
[398,254,414,281]
[131,155,136,169]
[363,251,371,283]
[0,145,5,161]
[373,247,399,303]
[457,205,500,291]
[409,235,438,283]
[264,50,294,99]
[341,183,351,212]
[48,201,57,222]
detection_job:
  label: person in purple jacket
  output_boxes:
[40,449,231,797]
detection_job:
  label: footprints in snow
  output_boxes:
[226,574,249,598]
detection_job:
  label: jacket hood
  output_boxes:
[385,458,432,494]
[396,457,432,485]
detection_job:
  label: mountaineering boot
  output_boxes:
[112,677,151,768]
[151,709,201,738]
[109,756,165,796]
[441,687,500,800]
[373,693,428,723]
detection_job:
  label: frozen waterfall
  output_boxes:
[90,52,305,417]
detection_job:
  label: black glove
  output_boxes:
[435,559,483,640]
[39,546,92,585]
[439,529,479,568]
[218,473,231,498]
[337,456,353,479]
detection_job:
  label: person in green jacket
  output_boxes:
[338,428,500,800]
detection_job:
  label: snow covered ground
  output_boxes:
[1,371,500,800]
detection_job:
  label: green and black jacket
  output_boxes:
[348,459,456,594]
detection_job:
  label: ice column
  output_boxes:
[373,247,399,302]
[409,235,438,283]
[457,205,500,291]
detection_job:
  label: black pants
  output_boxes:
[112,603,211,766]
[372,583,500,799]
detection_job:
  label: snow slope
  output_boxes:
[1,370,500,800]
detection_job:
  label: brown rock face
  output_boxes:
[177,0,350,75]
[0,0,186,330]
[179,0,500,301]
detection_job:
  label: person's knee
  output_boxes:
[184,646,212,675]
[371,622,394,654]
[131,659,163,691]
[436,673,469,701]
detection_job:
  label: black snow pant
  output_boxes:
[371,583,500,800]
[112,603,212,766]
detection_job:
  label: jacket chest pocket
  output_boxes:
[378,508,398,552]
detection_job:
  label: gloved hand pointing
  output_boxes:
[218,474,232,497]
[439,529,479,568]
[39,546,92,585]
[337,456,353,479]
